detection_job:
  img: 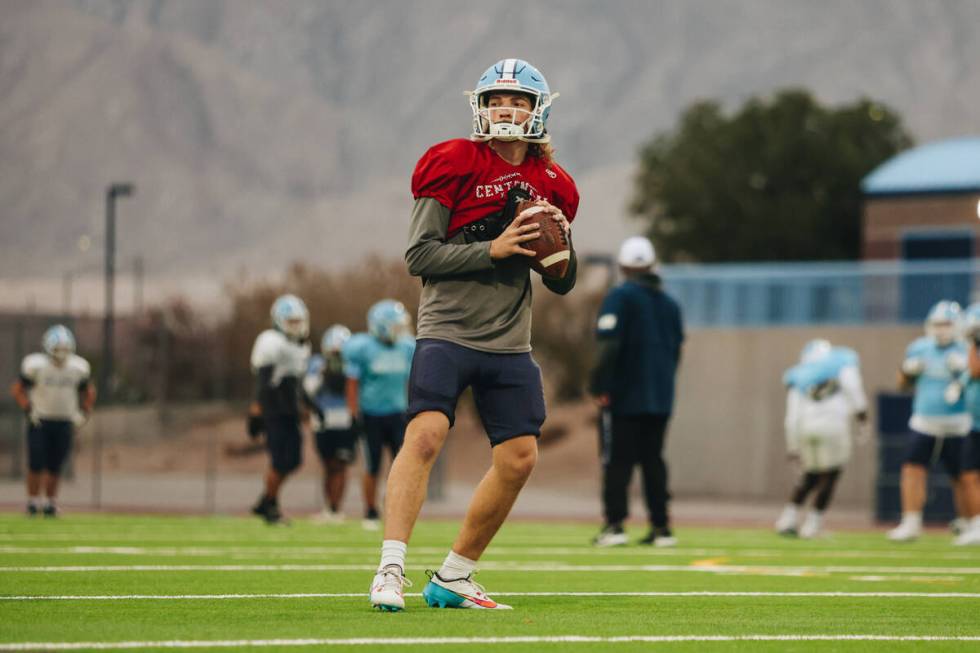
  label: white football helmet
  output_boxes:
[42,324,76,364]
[467,59,557,144]
[270,294,310,341]
[925,300,962,346]
[321,324,351,356]
[800,339,832,364]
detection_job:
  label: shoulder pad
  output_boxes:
[67,354,91,380]
[21,353,48,379]
[251,330,286,369]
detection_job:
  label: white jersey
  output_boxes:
[21,353,91,421]
[785,365,867,471]
[250,330,311,381]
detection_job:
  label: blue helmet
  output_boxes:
[926,300,962,346]
[42,324,76,362]
[367,300,409,344]
[468,59,557,144]
[800,339,832,364]
[270,294,310,340]
[321,324,351,356]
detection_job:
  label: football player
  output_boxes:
[369,58,579,612]
[343,300,415,530]
[953,302,980,545]
[775,339,868,538]
[248,294,312,525]
[304,324,356,524]
[10,325,95,517]
[888,300,969,541]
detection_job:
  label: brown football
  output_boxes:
[516,200,571,279]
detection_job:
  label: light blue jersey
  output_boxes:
[905,336,967,418]
[965,375,980,431]
[343,334,416,416]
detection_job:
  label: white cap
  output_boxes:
[617,236,656,269]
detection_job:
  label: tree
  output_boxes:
[630,90,913,262]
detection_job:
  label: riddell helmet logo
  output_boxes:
[494,79,519,84]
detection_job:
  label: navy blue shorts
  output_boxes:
[962,430,980,473]
[361,413,405,475]
[904,430,963,478]
[26,420,72,474]
[315,428,357,464]
[407,338,546,446]
[265,415,302,475]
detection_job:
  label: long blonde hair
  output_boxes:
[529,142,555,165]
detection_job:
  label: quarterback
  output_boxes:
[369,58,579,611]
[10,325,95,516]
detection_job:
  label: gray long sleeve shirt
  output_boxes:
[406,197,577,353]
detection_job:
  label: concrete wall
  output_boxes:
[667,325,921,507]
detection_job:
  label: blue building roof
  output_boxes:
[862,137,980,196]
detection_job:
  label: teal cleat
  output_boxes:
[422,570,512,610]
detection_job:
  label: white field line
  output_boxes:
[1,635,980,650]
[2,544,979,561]
[4,590,980,601]
[2,562,980,575]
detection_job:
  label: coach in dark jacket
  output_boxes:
[589,236,684,547]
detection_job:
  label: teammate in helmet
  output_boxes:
[888,300,969,541]
[369,59,579,612]
[343,300,416,530]
[304,324,356,524]
[10,325,96,517]
[775,339,868,538]
[952,302,980,545]
[248,294,312,525]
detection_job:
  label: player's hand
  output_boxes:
[944,381,963,405]
[901,358,924,377]
[247,403,264,439]
[535,199,570,239]
[946,352,967,374]
[489,206,540,260]
[26,407,40,428]
[309,411,323,433]
[593,394,610,407]
[71,410,90,429]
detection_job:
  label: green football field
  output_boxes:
[1,513,979,652]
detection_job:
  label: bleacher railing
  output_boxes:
[660,258,977,328]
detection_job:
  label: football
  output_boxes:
[516,200,571,279]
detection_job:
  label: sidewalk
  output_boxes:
[0,473,875,530]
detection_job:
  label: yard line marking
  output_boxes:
[2,543,979,561]
[1,635,980,649]
[3,591,980,601]
[3,563,980,575]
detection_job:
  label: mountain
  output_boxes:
[2,0,979,302]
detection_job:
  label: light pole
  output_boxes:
[95,182,134,509]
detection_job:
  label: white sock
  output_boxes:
[438,550,477,580]
[378,540,407,573]
[805,510,823,527]
[28,497,40,509]
[782,504,799,519]
[902,512,922,529]
[971,515,980,530]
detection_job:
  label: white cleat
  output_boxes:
[887,521,921,542]
[798,512,823,540]
[310,509,345,525]
[774,505,799,536]
[953,525,980,546]
[370,565,412,612]
[422,570,512,610]
[362,518,381,531]
[592,525,628,547]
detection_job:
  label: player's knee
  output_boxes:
[496,439,538,481]
[404,421,446,464]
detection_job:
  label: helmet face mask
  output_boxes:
[271,295,310,342]
[925,300,962,346]
[320,324,351,357]
[42,325,76,364]
[368,300,409,345]
[468,59,557,144]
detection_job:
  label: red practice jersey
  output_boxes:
[411,139,579,238]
